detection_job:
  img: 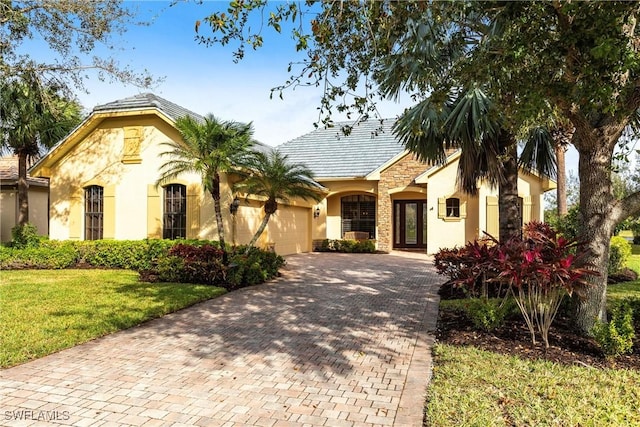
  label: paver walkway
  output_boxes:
[1,252,441,427]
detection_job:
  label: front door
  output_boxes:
[393,200,427,249]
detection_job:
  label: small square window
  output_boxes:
[446,198,460,218]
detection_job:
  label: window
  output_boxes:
[85,185,103,240]
[163,184,186,239]
[341,195,376,238]
[446,198,460,218]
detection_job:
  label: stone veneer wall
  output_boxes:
[377,154,429,251]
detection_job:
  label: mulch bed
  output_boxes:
[436,307,640,370]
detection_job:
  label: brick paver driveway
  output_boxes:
[1,252,441,427]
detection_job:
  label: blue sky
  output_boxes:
[26,0,580,172]
[32,0,412,147]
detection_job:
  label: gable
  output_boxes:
[30,93,203,178]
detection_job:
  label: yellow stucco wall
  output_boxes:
[47,115,215,241]
[0,188,49,242]
[424,159,468,251]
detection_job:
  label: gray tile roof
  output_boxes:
[93,93,204,123]
[276,119,405,178]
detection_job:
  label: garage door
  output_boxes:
[267,205,311,255]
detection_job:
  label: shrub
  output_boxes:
[314,239,376,253]
[592,302,636,358]
[227,246,285,290]
[609,236,632,275]
[435,221,598,348]
[0,244,77,269]
[164,243,226,285]
[546,205,581,241]
[464,298,514,332]
[0,239,179,271]
[139,243,285,290]
[10,223,42,249]
[495,222,597,348]
[434,239,505,299]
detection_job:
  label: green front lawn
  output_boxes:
[427,261,640,426]
[426,344,640,426]
[0,270,226,368]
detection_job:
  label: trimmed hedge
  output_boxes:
[314,239,376,253]
[0,239,216,270]
[1,239,285,290]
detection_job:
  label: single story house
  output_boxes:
[29,93,555,255]
[0,156,50,242]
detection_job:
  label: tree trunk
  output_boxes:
[210,174,228,265]
[17,151,30,227]
[247,213,272,252]
[572,141,616,334]
[246,199,278,253]
[498,133,521,242]
[555,143,568,217]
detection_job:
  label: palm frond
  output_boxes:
[520,126,557,179]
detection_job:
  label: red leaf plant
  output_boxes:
[435,221,598,348]
[493,221,597,348]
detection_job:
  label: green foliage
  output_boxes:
[2,2,153,91]
[232,149,323,249]
[592,302,636,358]
[464,298,514,332]
[140,243,284,290]
[545,205,581,241]
[435,222,597,348]
[10,223,41,248]
[609,236,632,275]
[314,239,376,253]
[0,244,77,269]
[157,114,255,262]
[227,246,286,289]
[0,239,177,270]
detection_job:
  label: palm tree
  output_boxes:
[157,114,255,263]
[393,86,522,241]
[0,71,82,228]
[233,150,323,250]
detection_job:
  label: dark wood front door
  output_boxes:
[393,200,427,249]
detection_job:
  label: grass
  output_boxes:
[0,269,226,368]
[626,245,640,274]
[425,345,640,426]
[427,254,640,427]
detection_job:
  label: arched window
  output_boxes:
[446,198,460,218]
[163,184,187,239]
[85,185,104,240]
[341,195,376,238]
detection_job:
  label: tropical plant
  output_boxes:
[0,71,82,227]
[233,150,323,250]
[157,114,255,263]
[494,222,596,348]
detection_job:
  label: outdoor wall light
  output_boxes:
[314,206,321,218]
[229,196,240,215]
